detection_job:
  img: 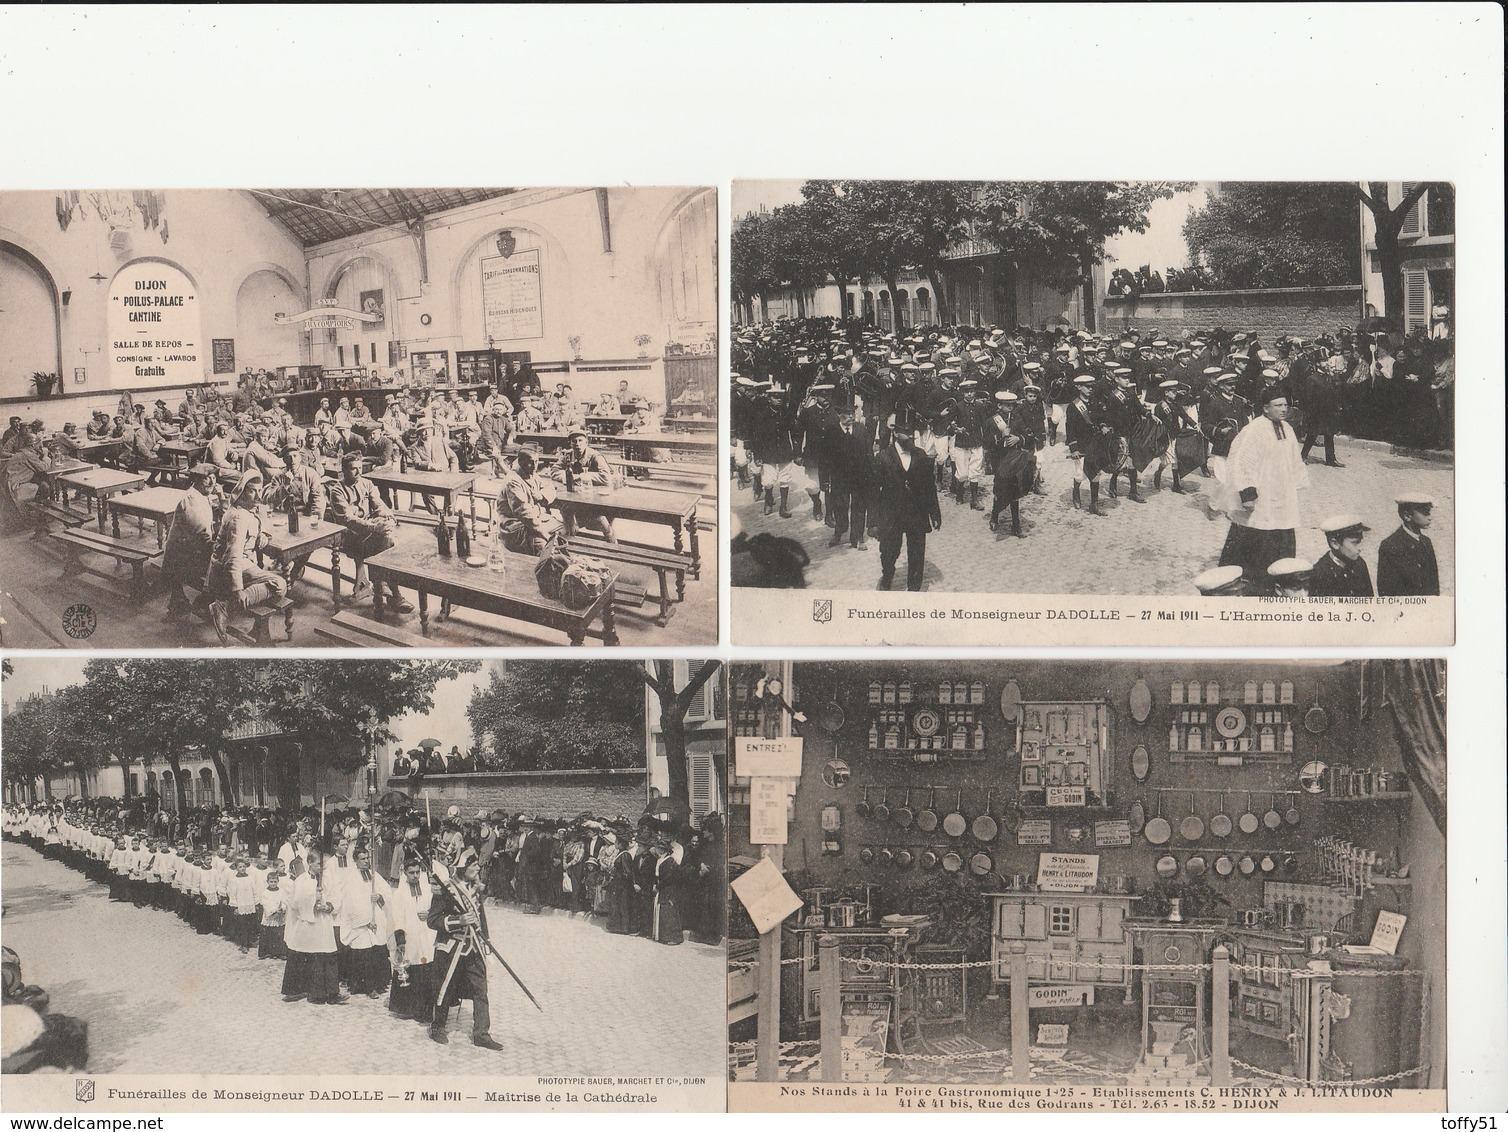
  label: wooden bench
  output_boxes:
[563,535,686,626]
[51,528,161,601]
[32,501,91,534]
[193,594,296,646]
[315,608,434,648]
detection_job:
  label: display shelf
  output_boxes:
[1320,792,1413,804]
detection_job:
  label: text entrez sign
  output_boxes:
[735,736,803,779]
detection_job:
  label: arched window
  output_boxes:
[915,287,932,326]
[197,767,215,807]
[896,289,911,329]
[862,291,876,325]
[878,290,893,332]
[0,242,62,397]
[236,269,305,373]
[328,256,391,373]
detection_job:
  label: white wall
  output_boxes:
[0,190,308,408]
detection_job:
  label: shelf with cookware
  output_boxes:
[728,661,1438,1085]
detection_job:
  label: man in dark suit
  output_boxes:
[874,410,942,592]
[826,408,876,550]
[1376,492,1440,596]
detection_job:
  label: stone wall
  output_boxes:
[1103,285,1363,341]
[387,768,647,821]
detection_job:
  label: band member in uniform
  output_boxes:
[1214,386,1309,584]
[1376,492,1439,596]
[1309,514,1376,597]
[986,391,1036,538]
[1151,380,1197,495]
[1066,374,1108,515]
[427,857,504,1049]
[874,409,942,592]
[1102,368,1149,504]
[948,381,988,510]
[1199,372,1250,476]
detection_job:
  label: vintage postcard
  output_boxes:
[726,660,1445,1112]
[729,179,1453,646]
[0,186,718,648]
[1,656,727,1112]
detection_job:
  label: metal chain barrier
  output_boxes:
[1230,1056,1429,1088]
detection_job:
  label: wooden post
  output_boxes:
[1010,942,1031,1083]
[755,842,785,1081]
[819,933,842,1082]
[1211,944,1231,1085]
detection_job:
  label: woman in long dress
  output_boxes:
[605,832,636,935]
[282,851,343,1004]
[651,838,686,946]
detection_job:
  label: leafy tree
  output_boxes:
[731,211,778,324]
[2,694,65,801]
[641,660,722,806]
[1183,182,1362,290]
[1356,182,1448,332]
[765,204,828,317]
[797,181,873,320]
[973,181,1191,326]
[468,661,644,772]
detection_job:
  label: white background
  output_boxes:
[1,2,1503,1124]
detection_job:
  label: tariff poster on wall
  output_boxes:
[107,260,203,386]
[482,248,544,341]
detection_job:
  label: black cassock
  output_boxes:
[427,884,489,1008]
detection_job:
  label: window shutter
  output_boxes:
[1404,270,1429,333]
[689,747,713,820]
[685,679,710,722]
[1399,182,1423,238]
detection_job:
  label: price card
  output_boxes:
[1017,819,1052,847]
[749,777,789,845]
[1094,820,1132,847]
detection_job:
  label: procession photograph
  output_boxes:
[0,186,718,649]
[725,659,1446,1110]
[0,656,726,1105]
[729,180,1454,646]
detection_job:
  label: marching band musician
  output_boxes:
[426,856,504,1049]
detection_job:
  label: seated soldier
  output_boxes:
[328,453,414,613]
[0,425,54,535]
[476,401,516,475]
[206,471,288,645]
[161,463,219,619]
[494,449,562,555]
[548,429,614,540]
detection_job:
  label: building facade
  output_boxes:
[1361,182,1455,334]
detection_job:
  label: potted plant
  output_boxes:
[634,333,653,359]
[30,371,59,398]
[567,334,583,362]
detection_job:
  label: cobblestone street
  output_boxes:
[733,439,1454,596]
[1,841,723,1078]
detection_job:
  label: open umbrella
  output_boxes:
[417,738,443,750]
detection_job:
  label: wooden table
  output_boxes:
[255,513,349,634]
[58,467,146,533]
[364,469,477,521]
[551,483,702,589]
[613,431,718,458]
[107,486,187,547]
[364,543,619,645]
[70,437,126,465]
[586,414,629,436]
[42,459,93,503]
[158,440,207,477]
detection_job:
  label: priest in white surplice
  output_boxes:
[1213,385,1310,583]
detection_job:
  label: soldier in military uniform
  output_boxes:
[427,857,504,1049]
[1376,492,1440,596]
[1309,515,1376,598]
[206,471,288,645]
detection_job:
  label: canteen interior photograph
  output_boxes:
[726,659,1445,1092]
[0,187,717,648]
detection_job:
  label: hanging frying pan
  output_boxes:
[1304,681,1330,735]
[916,788,940,833]
[1282,853,1299,875]
[873,788,891,823]
[810,700,846,733]
[856,787,872,820]
[879,848,896,867]
[1238,854,1257,876]
[1210,791,1233,839]
[894,789,915,830]
[1144,792,1172,845]
[943,790,968,838]
[1130,744,1150,781]
[1263,790,1283,831]
[859,847,875,865]
[1185,854,1208,879]
[1156,854,1179,879]
[970,851,994,877]
[942,850,963,873]
[1238,791,1260,835]
[896,848,914,869]
[1128,799,1146,835]
[1180,791,1206,842]
[1214,853,1235,877]
[1260,854,1277,874]
[1284,794,1301,827]
[972,790,999,842]
[999,680,1022,724]
[920,848,940,870]
[1130,678,1152,724]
